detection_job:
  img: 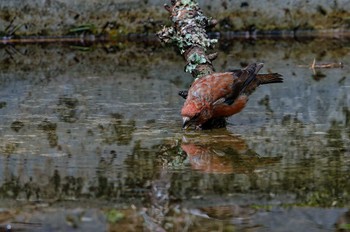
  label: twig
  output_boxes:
[298,58,344,69]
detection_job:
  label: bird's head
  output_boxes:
[181,101,212,129]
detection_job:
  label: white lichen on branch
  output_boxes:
[157,0,218,78]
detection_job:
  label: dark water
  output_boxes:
[0,39,349,231]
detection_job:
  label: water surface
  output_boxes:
[0,39,349,231]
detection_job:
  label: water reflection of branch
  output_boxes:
[99,113,136,145]
[181,133,281,174]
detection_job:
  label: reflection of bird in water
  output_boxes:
[181,63,283,129]
[190,205,255,223]
[181,133,281,174]
[182,143,233,174]
[336,210,350,232]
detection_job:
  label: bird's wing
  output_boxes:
[223,63,263,105]
[188,72,235,103]
[188,63,264,106]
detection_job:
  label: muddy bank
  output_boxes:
[0,0,349,36]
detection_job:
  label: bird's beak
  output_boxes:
[182,116,191,129]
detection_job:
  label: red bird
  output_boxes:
[181,63,283,129]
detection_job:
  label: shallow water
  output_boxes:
[0,39,349,231]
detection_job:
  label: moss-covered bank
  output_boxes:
[0,0,349,37]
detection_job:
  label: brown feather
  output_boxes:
[256,73,283,85]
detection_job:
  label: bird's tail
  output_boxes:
[257,73,283,85]
[238,63,283,97]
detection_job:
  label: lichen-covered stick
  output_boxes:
[157,0,218,78]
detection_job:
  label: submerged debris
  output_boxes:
[299,58,344,70]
